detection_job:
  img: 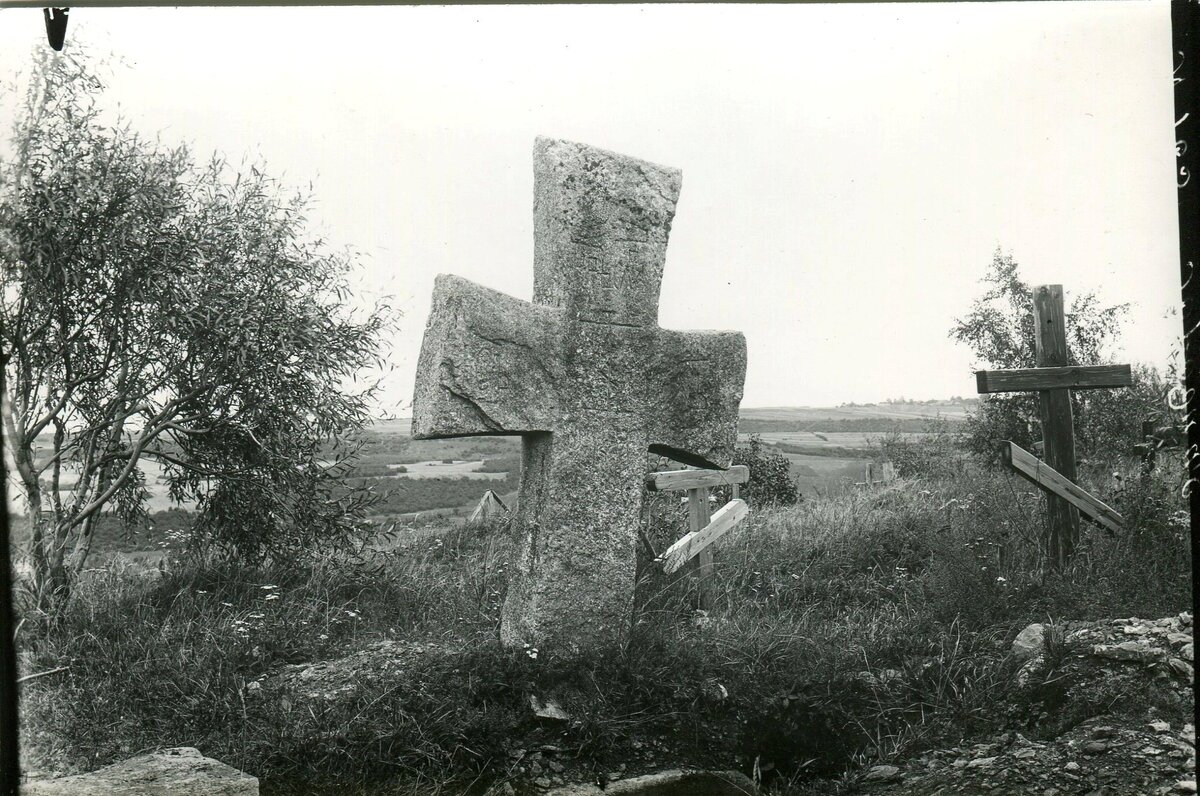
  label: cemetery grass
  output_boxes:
[16,454,1191,794]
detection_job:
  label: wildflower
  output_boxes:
[319,634,329,640]
[260,585,277,590]
[221,602,234,607]
[196,590,208,594]
[996,576,1007,584]
[264,594,280,601]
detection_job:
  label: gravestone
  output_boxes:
[413,138,746,652]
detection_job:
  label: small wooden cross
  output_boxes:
[645,465,750,607]
[975,284,1132,566]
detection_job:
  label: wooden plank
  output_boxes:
[1033,285,1080,565]
[975,364,1132,394]
[1002,442,1124,534]
[646,465,750,492]
[688,487,714,607]
[661,499,749,575]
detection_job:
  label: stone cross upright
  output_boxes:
[413,138,747,653]
[975,284,1131,566]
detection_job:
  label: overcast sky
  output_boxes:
[0,2,1182,411]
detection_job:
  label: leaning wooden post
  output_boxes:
[687,487,714,608]
[1032,286,1080,566]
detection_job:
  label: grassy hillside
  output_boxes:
[15,440,1189,794]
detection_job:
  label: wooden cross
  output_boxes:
[412,138,747,653]
[975,284,1131,566]
[645,464,750,607]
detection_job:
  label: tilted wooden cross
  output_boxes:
[645,464,750,608]
[412,138,747,653]
[975,284,1131,566]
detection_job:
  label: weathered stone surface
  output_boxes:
[23,747,258,795]
[864,764,902,781]
[412,138,747,653]
[546,769,756,795]
[1013,623,1047,662]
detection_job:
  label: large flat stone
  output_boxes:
[548,769,756,795]
[23,747,258,795]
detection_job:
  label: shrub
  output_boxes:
[732,435,802,507]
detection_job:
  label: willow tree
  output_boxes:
[949,250,1170,465]
[1,50,391,610]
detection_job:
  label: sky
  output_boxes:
[0,2,1183,411]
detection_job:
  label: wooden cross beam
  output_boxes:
[975,284,1132,567]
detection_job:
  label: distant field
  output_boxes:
[377,402,973,437]
[386,460,509,480]
[740,400,975,422]
[9,403,973,550]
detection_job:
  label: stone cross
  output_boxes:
[413,138,746,653]
[975,284,1131,566]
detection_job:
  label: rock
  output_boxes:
[864,764,902,782]
[547,769,756,795]
[966,756,996,768]
[530,694,570,722]
[411,137,746,654]
[260,639,455,705]
[22,747,258,795]
[1013,623,1047,662]
[1065,761,1081,771]
[1178,782,1197,794]
[1017,655,1048,688]
[1168,658,1194,679]
[1093,641,1165,663]
[1083,741,1109,754]
[1152,721,1173,733]
[1182,644,1194,662]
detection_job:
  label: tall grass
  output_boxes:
[16,451,1191,794]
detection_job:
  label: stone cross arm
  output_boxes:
[412,273,745,467]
